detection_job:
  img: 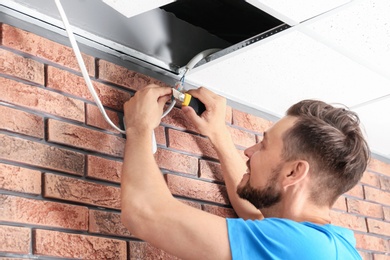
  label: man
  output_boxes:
[121,84,369,259]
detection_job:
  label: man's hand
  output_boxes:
[182,87,263,220]
[182,87,228,141]
[121,86,232,260]
[123,84,172,133]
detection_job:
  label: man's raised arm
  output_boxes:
[182,87,263,220]
[121,85,231,260]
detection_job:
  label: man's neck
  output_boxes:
[260,198,331,225]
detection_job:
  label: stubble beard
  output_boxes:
[237,164,283,210]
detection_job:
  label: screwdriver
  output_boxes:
[172,88,206,116]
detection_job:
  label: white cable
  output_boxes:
[184,48,220,72]
[55,0,220,152]
[54,0,126,134]
[160,48,221,118]
[162,99,176,118]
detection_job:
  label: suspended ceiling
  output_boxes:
[0,0,389,161]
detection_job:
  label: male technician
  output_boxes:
[121,84,369,259]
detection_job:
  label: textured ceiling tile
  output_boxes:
[308,0,390,79]
[248,0,350,23]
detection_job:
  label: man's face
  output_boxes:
[237,116,297,209]
[237,163,282,209]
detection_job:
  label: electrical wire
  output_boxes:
[55,0,220,136]
[161,48,220,118]
[54,0,126,134]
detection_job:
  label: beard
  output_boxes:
[237,164,282,209]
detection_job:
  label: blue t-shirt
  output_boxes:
[226,218,361,260]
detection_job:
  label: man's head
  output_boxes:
[238,100,370,210]
[283,100,370,206]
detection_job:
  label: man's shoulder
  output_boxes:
[226,218,361,259]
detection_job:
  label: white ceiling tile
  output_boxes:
[307,0,390,80]
[187,30,390,118]
[248,0,349,24]
[353,99,390,158]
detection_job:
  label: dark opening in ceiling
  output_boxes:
[161,0,283,44]
[1,0,289,74]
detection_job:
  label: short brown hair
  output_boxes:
[283,100,370,206]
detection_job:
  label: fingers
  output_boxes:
[182,105,205,129]
[186,87,216,105]
[123,84,172,131]
[158,94,172,110]
[142,84,172,97]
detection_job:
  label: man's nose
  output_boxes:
[244,143,259,158]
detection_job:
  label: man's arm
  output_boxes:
[183,87,263,220]
[121,85,231,260]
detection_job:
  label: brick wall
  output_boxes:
[0,23,389,259]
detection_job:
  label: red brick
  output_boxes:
[155,148,198,176]
[34,229,126,259]
[368,159,390,176]
[44,173,121,209]
[330,211,367,232]
[347,198,383,218]
[162,106,197,132]
[47,66,131,111]
[355,233,389,253]
[0,195,88,230]
[380,176,390,191]
[373,254,390,260]
[155,125,166,146]
[48,119,125,157]
[166,174,229,205]
[0,225,30,254]
[0,48,44,84]
[359,251,373,260]
[345,184,364,199]
[1,24,94,75]
[98,59,153,91]
[0,134,85,175]
[202,204,237,218]
[89,209,132,237]
[232,109,273,133]
[199,159,223,182]
[0,163,41,195]
[0,105,44,138]
[228,126,256,148]
[367,219,390,236]
[0,77,84,122]
[178,199,202,209]
[332,196,347,211]
[129,241,179,259]
[365,186,390,206]
[168,129,217,159]
[384,207,390,221]
[87,155,122,183]
[238,148,248,161]
[86,103,120,133]
[361,171,381,187]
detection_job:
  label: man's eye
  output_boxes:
[258,142,263,150]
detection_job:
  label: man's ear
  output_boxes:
[282,160,310,188]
